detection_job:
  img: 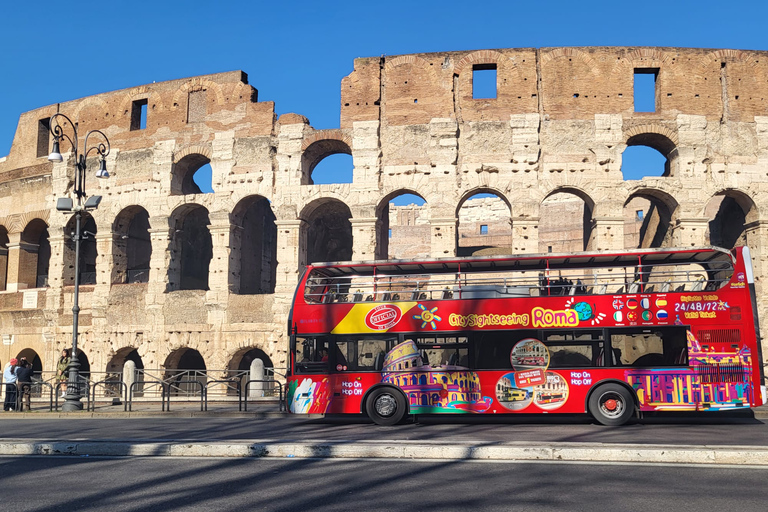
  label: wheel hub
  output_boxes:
[604,399,618,411]
[375,394,397,417]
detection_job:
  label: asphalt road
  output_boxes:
[0,414,766,446]
[2,456,767,512]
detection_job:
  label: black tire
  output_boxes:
[365,387,407,426]
[588,383,636,426]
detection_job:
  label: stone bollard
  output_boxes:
[249,358,265,399]
[123,360,136,402]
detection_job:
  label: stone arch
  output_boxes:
[300,198,353,264]
[623,129,679,178]
[454,50,508,76]
[170,78,227,113]
[540,48,599,71]
[15,348,43,376]
[168,204,212,291]
[106,346,144,373]
[171,149,212,195]
[227,347,275,397]
[456,189,513,257]
[540,188,595,253]
[231,195,277,294]
[383,54,451,124]
[112,206,151,284]
[63,213,98,286]
[20,219,50,289]
[705,189,759,249]
[301,134,352,184]
[376,190,429,260]
[623,188,679,249]
[163,347,206,396]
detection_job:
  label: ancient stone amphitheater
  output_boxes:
[1,46,767,381]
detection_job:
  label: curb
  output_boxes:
[1,439,767,465]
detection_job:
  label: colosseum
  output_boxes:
[1,46,767,386]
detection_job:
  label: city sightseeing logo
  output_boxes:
[413,304,442,330]
[365,304,402,330]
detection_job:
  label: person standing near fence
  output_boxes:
[56,349,70,398]
[3,358,18,411]
[15,358,33,412]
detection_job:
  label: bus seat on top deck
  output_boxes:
[374,352,385,371]
[691,276,706,292]
[660,279,671,293]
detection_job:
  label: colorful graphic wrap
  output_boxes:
[287,377,330,414]
[626,329,754,411]
[381,340,492,414]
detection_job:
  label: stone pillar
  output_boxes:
[147,215,172,302]
[91,232,114,326]
[274,219,306,295]
[249,357,265,399]
[206,212,233,298]
[590,217,625,251]
[350,217,377,261]
[744,221,768,361]
[430,217,457,258]
[671,218,709,247]
[5,232,38,292]
[123,359,136,401]
[511,218,539,254]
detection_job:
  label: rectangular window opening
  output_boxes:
[634,68,658,112]
[130,99,148,131]
[636,210,644,221]
[480,224,488,235]
[472,64,497,99]
[36,118,50,158]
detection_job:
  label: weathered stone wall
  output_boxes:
[1,47,767,377]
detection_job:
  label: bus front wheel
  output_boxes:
[366,388,406,426]
[588,383,635,426]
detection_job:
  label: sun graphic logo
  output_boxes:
[413,304,442,330]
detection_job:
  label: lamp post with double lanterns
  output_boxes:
[48,113,110,411]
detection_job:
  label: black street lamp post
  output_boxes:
[48,113,110,412]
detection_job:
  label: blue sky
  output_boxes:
[2,0,766,194]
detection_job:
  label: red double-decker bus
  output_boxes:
[286,246,766,425]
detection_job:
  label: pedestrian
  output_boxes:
[3,358,18,411]
[56,349,70,397]
[15,358,33,412]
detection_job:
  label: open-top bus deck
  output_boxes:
[287,246,766,425]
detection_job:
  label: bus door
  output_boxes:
[328,336,395,413]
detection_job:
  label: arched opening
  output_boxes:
[302,199,353,264]
[163,348,206,396]
[227,347,275,396]
[0,226,8,291]
[112,206,152,284]
[623,191,676,249]
[231,196,277,294]
[539,190,593,253]
[21,219,50,288]
[622,133,677,179]
[169,205,212,291]
[310,153,353,184]
[705,192,756,250]
[302,139,352,185]
[376,192,428,260]
[15,348,42,376]
[171,154,213,195]
[456,191,512,257]
[64,213,97,285]
[105,347,144,396]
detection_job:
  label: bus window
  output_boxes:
[294,336,329,374]
[544,330,603,368]
[333,337,395,371]
[609,327,688,367]
[472,330,539,370]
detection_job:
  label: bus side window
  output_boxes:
[295,337,330,374]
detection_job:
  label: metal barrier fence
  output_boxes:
[2,368,287,412]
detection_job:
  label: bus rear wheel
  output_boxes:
[366,387,406,426]
[588,383,635,426]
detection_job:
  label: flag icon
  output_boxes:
[656,310,669,320]
[627,299,638,309]
[655,298,667,307]
[642,310,652,321]
[613,311,623,322]
[640,298,650,309]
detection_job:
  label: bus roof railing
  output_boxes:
[303,246,737,304]
[305,246,735,278]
